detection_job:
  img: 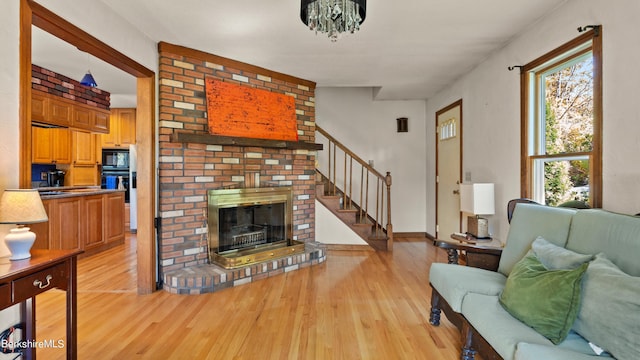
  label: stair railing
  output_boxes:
[316,125,393,249]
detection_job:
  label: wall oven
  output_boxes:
[101,149,130,203]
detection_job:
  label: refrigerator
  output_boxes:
[129,144,138,233]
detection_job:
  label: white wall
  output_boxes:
[315,200,368,245]
[425,0,640,241]
[315,87,427,233]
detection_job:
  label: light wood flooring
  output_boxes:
[35,235,466,359]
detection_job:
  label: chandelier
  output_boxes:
[300,0,367,42]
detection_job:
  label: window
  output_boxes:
[521,29,602,207]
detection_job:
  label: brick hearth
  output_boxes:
[164,242,326,295]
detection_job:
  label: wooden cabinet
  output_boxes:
[69,131,100,186]
[31,91,48,122]
[83,195,105,251]
[51,197,82,251]
[102,108,136,149]
[31,90,110,133]
[73,105,110,133]
[49,97,72,126]
[31,126,72,165]
[72,130,97,165]
[32,191,125,256]
[105,192,125,243]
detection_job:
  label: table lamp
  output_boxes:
[459,183,495,239]
[0,189,48,260]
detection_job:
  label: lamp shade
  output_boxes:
[459,183,495,215]
[80,71,98,87]
[0,189,48,225]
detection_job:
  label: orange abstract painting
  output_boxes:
[205,78,298,141]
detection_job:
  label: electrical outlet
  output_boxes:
[40,171,47,181]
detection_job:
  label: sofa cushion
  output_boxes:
[462,292,555,360]
[499,254,588,344]
[498,203,577,276]
[573,253,640,360]
[515,342,612,360]
[566,209,640,276]
[531,236,593,270]
[429,262,506,312]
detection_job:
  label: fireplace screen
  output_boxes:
[218,202,285,252]
[208,187,303,268]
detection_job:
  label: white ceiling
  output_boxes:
[32,0,568,104]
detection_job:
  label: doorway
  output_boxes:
[435,100,463,240]
[19,0,157,294]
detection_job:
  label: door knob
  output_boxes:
[453,190,460,195]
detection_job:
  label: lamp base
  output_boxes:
[4,227,36,261]
[467,216,490,239]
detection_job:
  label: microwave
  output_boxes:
[102,149,130,170]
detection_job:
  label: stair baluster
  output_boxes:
[315,125,394,251]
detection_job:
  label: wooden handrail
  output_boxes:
[316,125,393,250]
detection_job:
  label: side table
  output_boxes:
[434,233,504,271]
[0,249,82,359]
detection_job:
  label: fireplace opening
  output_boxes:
[208,186,305,268]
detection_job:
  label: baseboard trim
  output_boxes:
[323,244,376,251]
[394,232,429,238]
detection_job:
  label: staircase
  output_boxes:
[315,126,393,251]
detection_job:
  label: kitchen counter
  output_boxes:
[37,186,125,199]
[31,187,126,257]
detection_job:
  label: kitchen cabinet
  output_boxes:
[31,90,110,133]
[83,195,105,251]
[105,192,125,243]
[102,108,136,149]
[69,131,101,186]
[73,104,110,133]
[51,197,82,251]
[33,190,125,256]
[49,97,72,126]
[32,126,72,165]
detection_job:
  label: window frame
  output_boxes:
[520,29,603,207]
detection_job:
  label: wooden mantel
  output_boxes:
[171,132,323,151]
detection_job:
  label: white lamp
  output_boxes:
[0,189,48,260]
[459,183,495,239]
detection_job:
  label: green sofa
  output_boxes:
[429,203,640,360]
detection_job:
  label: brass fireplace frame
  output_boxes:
[207,186,305,269]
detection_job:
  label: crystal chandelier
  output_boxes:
[300,0,367,42]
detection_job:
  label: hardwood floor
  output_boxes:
[35,234,466,359]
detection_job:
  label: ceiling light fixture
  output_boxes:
[300,0,366,42]
[80,70,98,87]
[80,53,98,87]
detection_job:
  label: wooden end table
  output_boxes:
[433,233,504,271]
[0,249,82,359]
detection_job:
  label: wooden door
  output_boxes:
[52,197,81,250]
[52,128,72,164]
[72,131,96,166]
[104,192,125,243]
[117,108,136,147]
[31,92,48,122]
[32,126,53,163]
[94,110,110,133]
[435,100,463,239]
[83,195,104,251]
[49,98,72,126]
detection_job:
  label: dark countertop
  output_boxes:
[36,186,125,199]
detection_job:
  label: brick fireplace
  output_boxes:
[157,42,323,294]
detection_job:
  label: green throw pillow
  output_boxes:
[499,254,589,344]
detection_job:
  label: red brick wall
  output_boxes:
[157,43,317,272]
[31,64,110,110]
